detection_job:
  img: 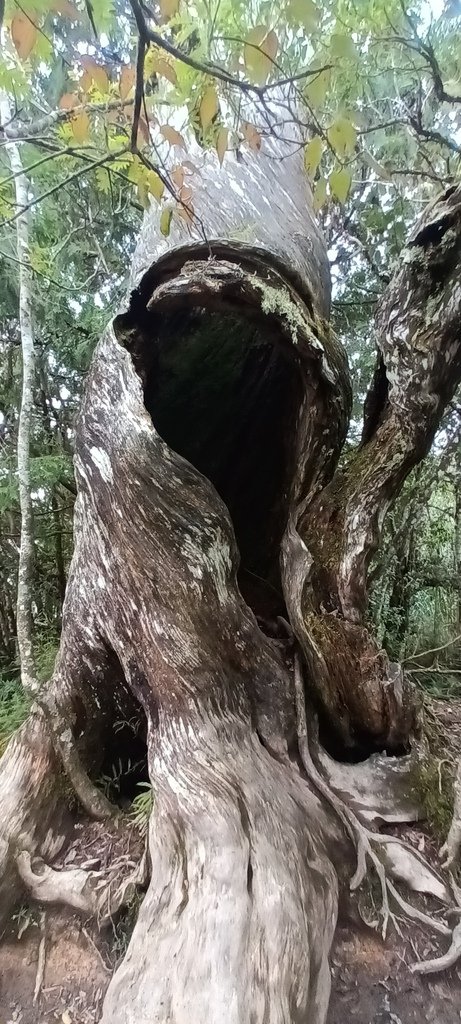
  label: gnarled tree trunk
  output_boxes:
[1,109,461,1022]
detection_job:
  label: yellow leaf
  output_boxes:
[70,111,90,144]
[216,126,228,166]
[11,12,37,60]
[200,86,219,131]
[287,0,319,30]
[160,207,173,237]
[160,125,185,148]
[329,167,351,204]
[242,121,261,151]
[120,65,135,100]
[159,0,180,20]
[59,92,79,110]
[244,26,278,85]
[313,176,327,211]
[137,179,149,209]
[80,57,109,94]
[327,117,356,157]
[304,66,330,108]
[304,135,323,178]
[147,171,164,202]
[148,55,178,85]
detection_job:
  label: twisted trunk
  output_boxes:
[1,111,461,1022]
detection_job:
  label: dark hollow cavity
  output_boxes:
[117,301,304,619]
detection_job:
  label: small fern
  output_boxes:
[130,782,154,835]
[0,677,31,756]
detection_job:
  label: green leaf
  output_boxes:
[313,176,327,211]
[287,0,319,31]
[304,66,330,108]
[330,167,352,203]
[330,34,357,60]
[160,207,173,237]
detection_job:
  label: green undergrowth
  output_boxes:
[0,676,31,756]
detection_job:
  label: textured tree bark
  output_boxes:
[0,92,38,694]
[1,111,461,1020]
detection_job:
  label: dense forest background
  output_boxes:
[1,0,461,752]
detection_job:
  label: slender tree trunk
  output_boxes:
[454,458,461,632]
[0,93,38,693]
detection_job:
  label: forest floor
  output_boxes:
[2,698,461,1024]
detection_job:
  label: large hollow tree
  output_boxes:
[1,103,461,1023]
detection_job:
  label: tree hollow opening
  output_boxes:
[117,258,308,620]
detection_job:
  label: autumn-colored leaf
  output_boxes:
[200,87,219,131]
[159,0,179,20]
[244,26,278,85]
[178,200,194,224]
[80,57,109,94]
[11,12,37,60]
[304,136,323,178]
[329,167,352,204]
[120,65,135,101]
[137,117,150,145]
[51,0,81,18]
[59,92,79,110]
[216,126,228,166]
[70,111,90,144]
[171,166,185,189]
[242,121,261,151]
[160,125,186,148]
[152,57,177,85]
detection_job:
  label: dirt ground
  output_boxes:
[1,907,461,1024]
[2,697,461,1023]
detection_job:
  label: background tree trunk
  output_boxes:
[0,93,38,694]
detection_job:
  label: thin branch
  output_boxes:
[131,30,146,151]
[1,99,134,143]
[129,0,329,99]
[0,148,128,228]
[404,634,461,665]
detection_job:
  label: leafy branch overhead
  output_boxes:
[0,0,459,234]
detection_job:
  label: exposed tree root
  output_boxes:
[440,755,461,869]
[16,846,148,923]
[294,652,453,953]
[410,921,461,975]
